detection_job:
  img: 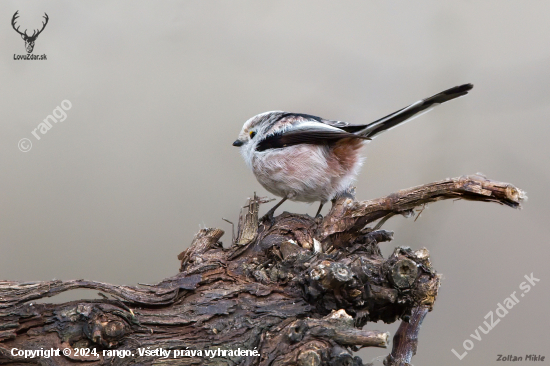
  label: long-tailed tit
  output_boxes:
[233,84,473,220]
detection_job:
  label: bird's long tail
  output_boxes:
[354,83,473,139]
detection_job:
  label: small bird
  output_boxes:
[233,84,473,221]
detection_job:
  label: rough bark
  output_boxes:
[0,175,525,365]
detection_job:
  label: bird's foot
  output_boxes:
[314,213,324,225]
[315,202,325,220]
[259,209,277,227]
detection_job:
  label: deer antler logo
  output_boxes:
[12,11,49,54]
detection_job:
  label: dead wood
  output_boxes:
[0,174,525,365]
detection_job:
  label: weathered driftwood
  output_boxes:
[0,175,525,365]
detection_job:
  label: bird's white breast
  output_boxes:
[248,144,362,203]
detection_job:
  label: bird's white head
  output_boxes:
[232,111,287,168]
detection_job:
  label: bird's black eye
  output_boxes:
[249,131,256,139]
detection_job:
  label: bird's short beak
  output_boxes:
[232,140,244,147]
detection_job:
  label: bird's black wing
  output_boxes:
[283,113,367,134]
[256,127,369,152]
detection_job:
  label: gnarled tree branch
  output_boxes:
[0,174,525,365]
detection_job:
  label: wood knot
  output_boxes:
[390,258,418,289]
[297,349,321,366]
[104,320,126,339]
[287,320,308,343]
[329,263,353,284]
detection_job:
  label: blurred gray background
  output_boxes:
[1,1,549,364]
